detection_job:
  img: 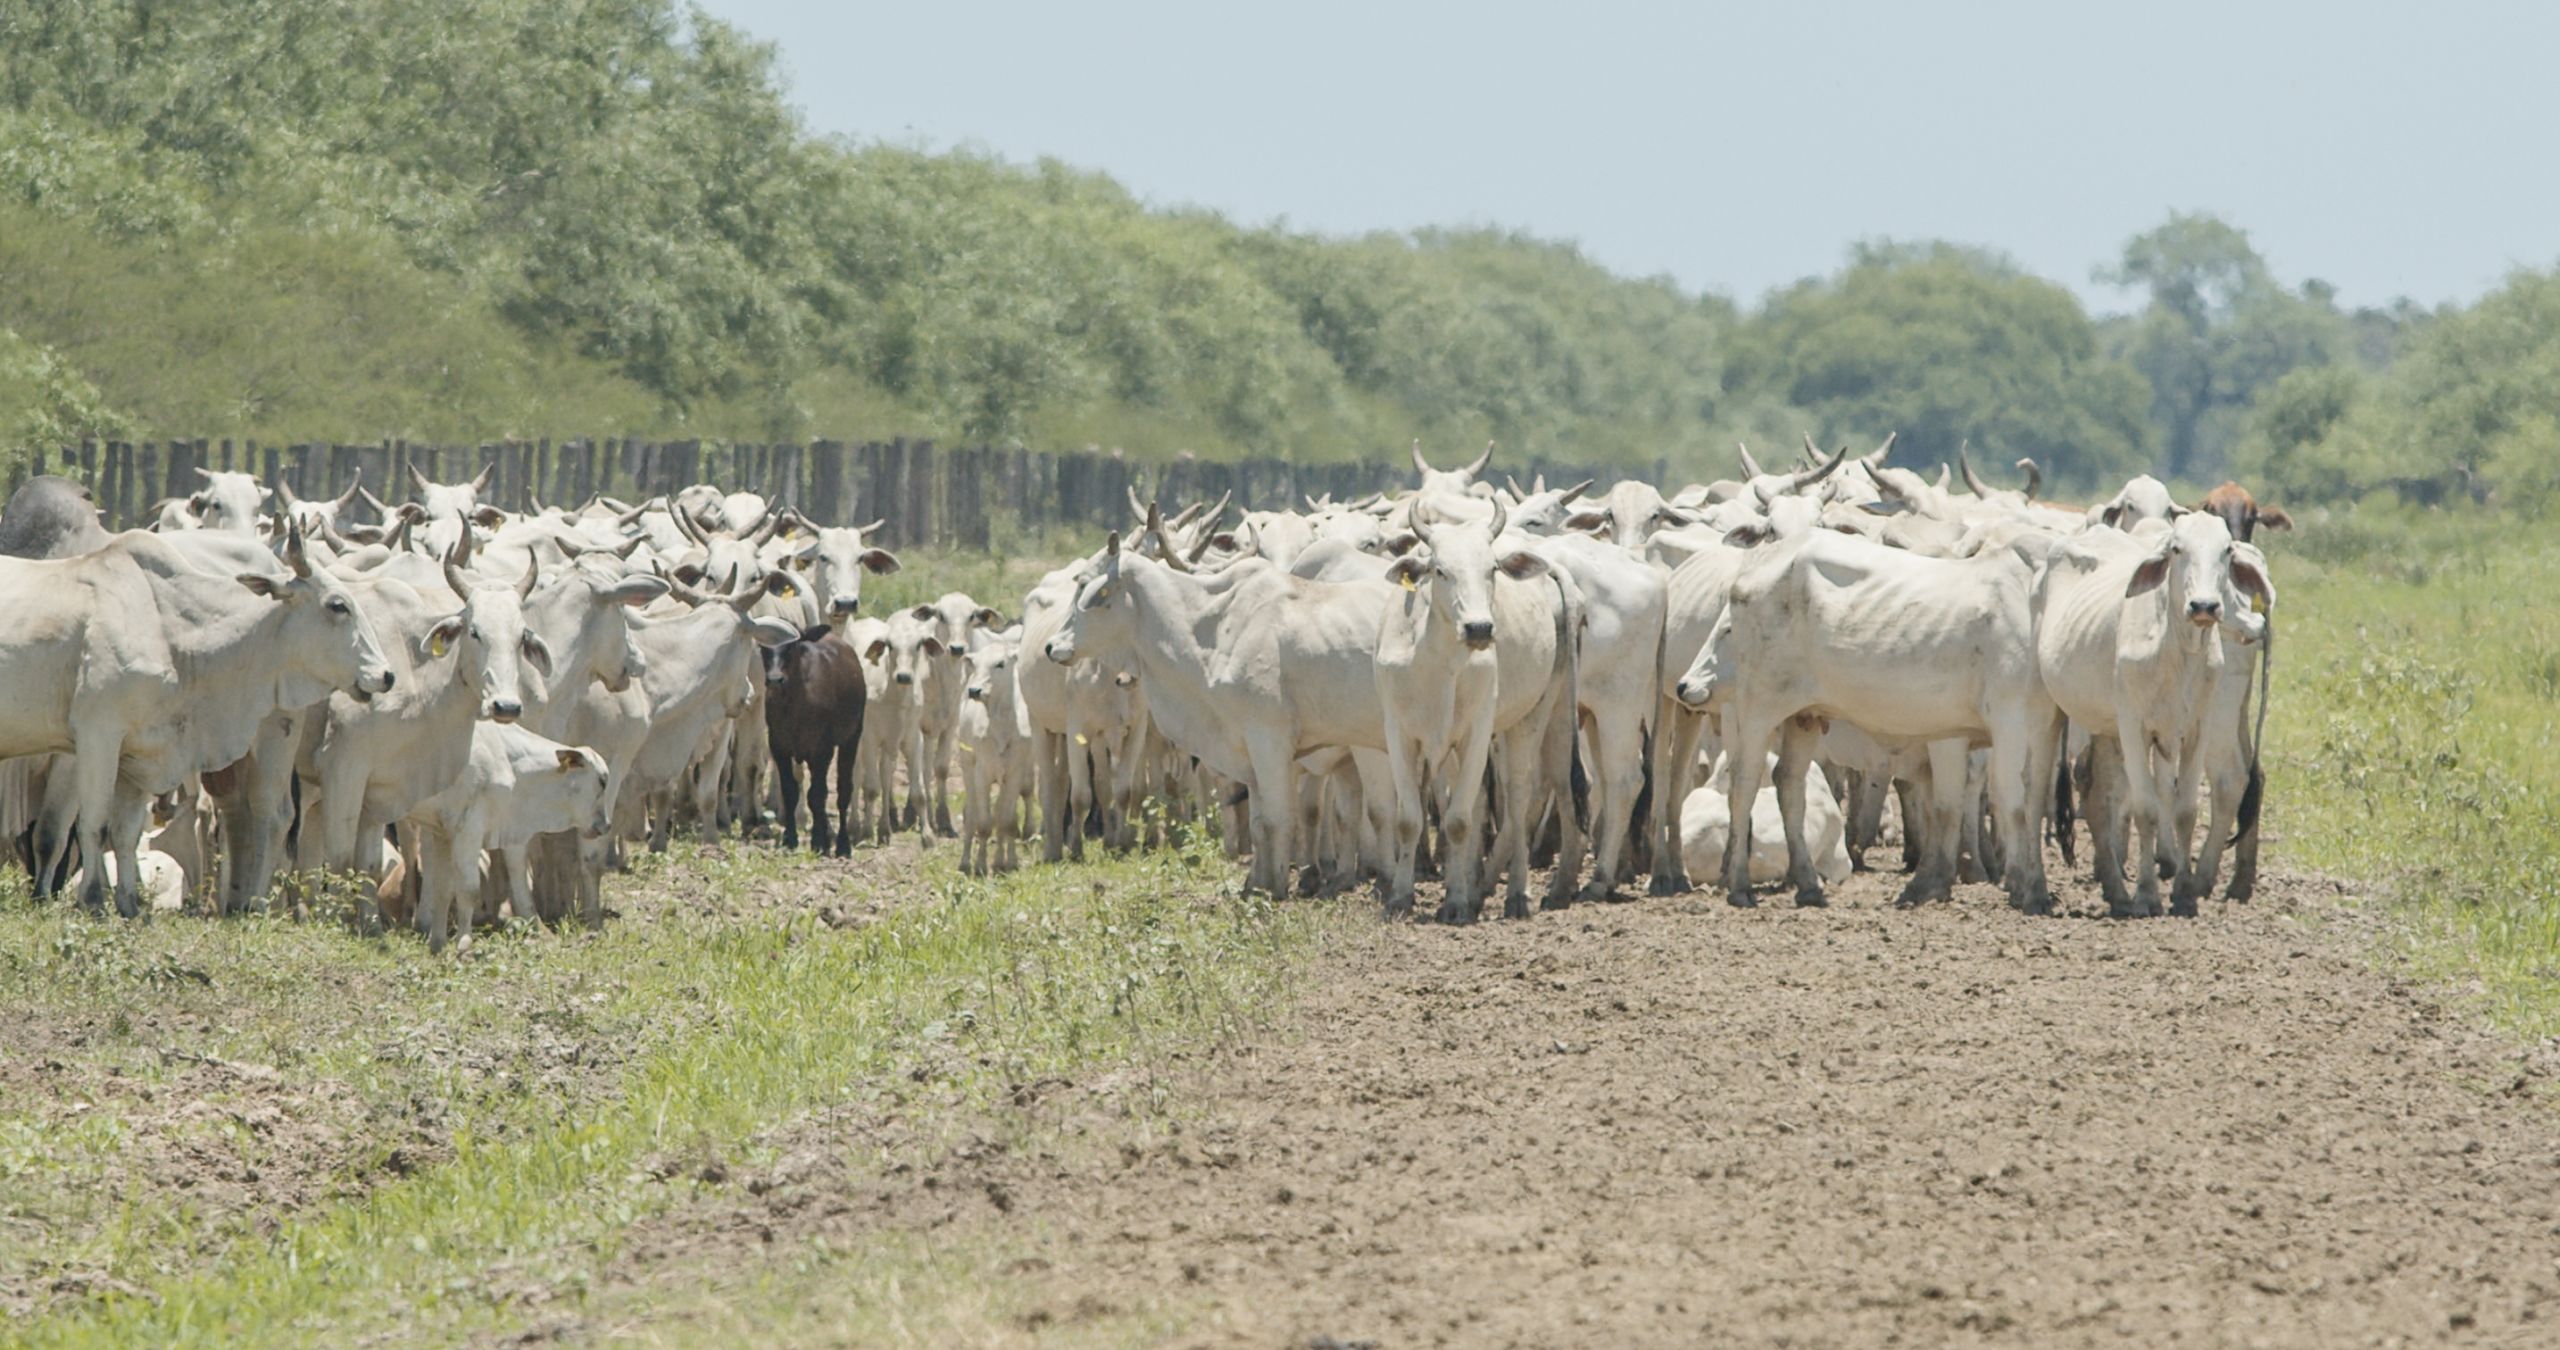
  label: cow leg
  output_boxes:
[107,787,151,920]
[1994,719,2054,915]
[1775,723,1825,907]
[1538,695,1582,911]
[64,737,125,915]
[1244,737,1296,897]
[1894,742,1962,906]
[2168,739,2214,916]
[1382,733,1426,919]
[1649,701,1706,895]
[809,748,837,857]
[1721,720,1775,908]
[2115,716,2167,918]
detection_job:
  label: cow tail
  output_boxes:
[2231,617,2273,848]
[2052,738,2077,869]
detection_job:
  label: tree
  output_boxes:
[1726,242,2152,489]
[2099,213,2345,480]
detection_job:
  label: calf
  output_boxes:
[405,724,612,953]
[761,625,868,855]
[2197,481,2294,543]
[956,629,1037,875]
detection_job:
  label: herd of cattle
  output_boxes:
[0,436,2286,947]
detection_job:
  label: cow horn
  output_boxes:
[1957,441,1990,497]
[2014,458,2043,502]
[469,461,497,494]
[527,487,547,515]
[1865,432,1897,468]
[1148,504,1193,572]
[1486,498,1508,540]
[443,537,476,600]
[1504,475,1526,500]
[1934,463,1953,492]
[1799,434,1824,470]
[283,521,313,578]
[278,480,303,506]
[615,498,655,529]
[1184,523,1218,566]
[1464,441,1493,477]
[407,461,432,494]
[1410,439,1432,476]
[193,466,216,485]
[1559,477,1594,505]
[515,555,540,601]
[1410,497,1437,548]
[723,566,761,614]
[357,484,390,520]
[1126,483,1150,523]
[853,517,886,537]
[748,508,787,545]
[1789,442,1851,491]
[673,504,706,546]
[1737,442,1765,479]
[1200,489,1232,529]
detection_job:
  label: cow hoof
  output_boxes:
[1543,894,1575,912]
[1505,897,1534,921]
[2225,881,2255,902]
[1383,896,1415,921]
[1726,890,1759,909]
[1648,872,1690,898]
[1793,887,1827,909]
[2107,901,2147,920]
[1436,900,1476,926]
[2169,898,2200,918]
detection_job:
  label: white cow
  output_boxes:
[1679,754,1851,889]
[955,628,1038,876]
[0,528,395,915]
[404,724,612,953]
[1675,527,2057,913]
[2034,513,2272,916]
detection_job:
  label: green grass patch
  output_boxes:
[2263,506,2560,1034]
[6,831,1334,1345]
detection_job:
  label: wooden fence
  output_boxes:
[13,437,1665,550]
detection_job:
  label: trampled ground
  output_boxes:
[588,865,2560,1348]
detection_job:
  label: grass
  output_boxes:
[3,826,1339,1345]
[2260,505,2560,1035]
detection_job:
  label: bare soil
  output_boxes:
[602,864,2560,1347]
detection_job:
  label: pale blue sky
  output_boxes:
[697,0,2560,312]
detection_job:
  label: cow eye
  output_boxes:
[327,596,350,615]
[468,625,482,641]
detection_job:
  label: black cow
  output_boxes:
[761,625,868,855]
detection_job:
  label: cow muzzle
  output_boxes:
[1461,620,1495,650]
[2187,598,2221,626]
[1045,640,1075,665]
[489,699,524,723]
[830,597,858,616]
[966,686,985,701]
[354,668,395,702]
[893,671,913,687]
[1674,676,1714,710]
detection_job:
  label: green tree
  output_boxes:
[1726,242,2151,489]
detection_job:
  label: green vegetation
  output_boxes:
[2265,514,2560,1035]
[3,838,1338,1344]
[7,0,2542,499]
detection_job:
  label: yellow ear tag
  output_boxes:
[1074,734,1089,746]
[428,633,450,658]
[1399,573,1416,591]
[2251,592,2267,615]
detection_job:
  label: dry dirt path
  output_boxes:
[621,868,2560,1347]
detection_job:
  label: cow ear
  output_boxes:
[673,564,705,586]
[556,747,596,774]
[606,574,670,607]
[426,614,467,658]
[520,632,554,675]
[2230,556,2274,613]
[1385,555,1428,591]
[972,606,1002,628]
[2254,505,2294,533]
[864,637,891,663]
[1497,550,1550,580]
[764,572,799,598]
[471,505,507,528]
[859,548,900,574]
[1379,532,1422,557]
[1722,523,1775,548]
[1564,509,1610,533]
[2124,551,2173,598]
[236,573,284,599]
[920,636,946,657]
[2100,504,2123,528]
[909,604,936,621]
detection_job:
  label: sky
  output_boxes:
[695,0,2560,313]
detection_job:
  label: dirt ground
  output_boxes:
[607,863,2560,1347]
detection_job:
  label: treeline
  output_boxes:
[0,0,2549,505]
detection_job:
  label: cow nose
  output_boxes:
[1461,620,1495,647]
[830,597,858,614]
[966,686,985,701]
[893,671,913,686]
[2188,598,2221,621]
[490,699,523,722]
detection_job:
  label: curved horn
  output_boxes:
[853,517,887,537]
[1737,442,1765,479]
[515,554,540,601]
[1559,477,1594,505]
[1464,441,1493,478]
[1486,497,1508,540]
[1200,489,1233,529]
[283,521,313,579]
[1789,442,1851,491]
[357,484,390,519]
[193,465,216,485]
[334,471,365,513]
[1504,474,1526,500]
[1934,463,1953,492]
[1147,503,1193,573]
[278,480,303,506]
[1801,432,1826,468]
[443,534,476,600]
[1957,441,1989,497]
[1865,432,1897,468]
[1409,496,1437,549]
[527,487,547,515]
[1184,523,1219,566]
[2013,458,2043,502]
[614,497,653,529]
[469,460,497,495]
[1126,482,1149,523]
[748,508,787,545]
[1410,438,1432,476]
[673,503,706,546]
